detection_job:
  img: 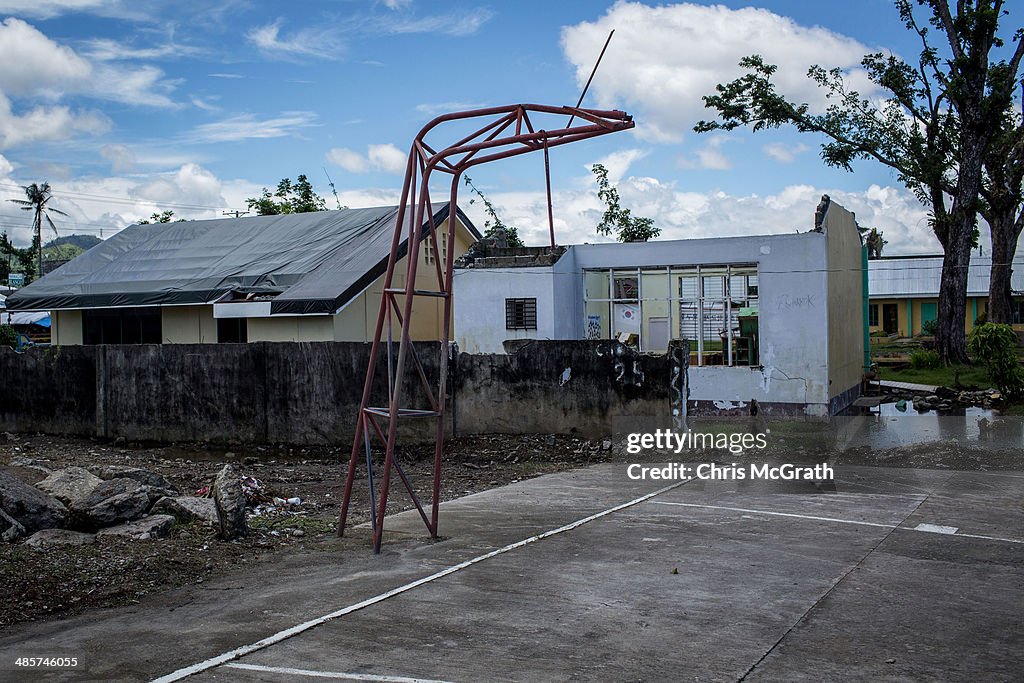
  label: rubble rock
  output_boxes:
[25,529,96,548]
[213,465,247,540]
[0,467,68,533]
[151,496,218,526]
[87,465,179,493]
[1,508,26,543]
[80,478,151,528]
[7,456,53,476]
[97,515,176,540]
[35,467,104,510]
[37,469,150,529]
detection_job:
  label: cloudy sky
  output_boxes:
[0,0,1015,254]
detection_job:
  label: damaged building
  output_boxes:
[6,204,480,345]
[454,197,866,416]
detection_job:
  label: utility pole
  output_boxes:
[222,210,249,218]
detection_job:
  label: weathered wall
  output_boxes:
[0,340,676,444]
[453,340,669,437]
[824,202,865,413]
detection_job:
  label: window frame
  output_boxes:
[505,297,538,330]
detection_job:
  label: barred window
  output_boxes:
[505,298,537,330]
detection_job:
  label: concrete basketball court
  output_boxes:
[2,463,1022,682]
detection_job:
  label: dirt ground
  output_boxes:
[0,433,610,630]
[2,426,1022,632]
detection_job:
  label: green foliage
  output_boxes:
[0,325,17,349]
[591,164,660,243]
[921,319,939,336]
[246,175,327,215]
[695,3,1024,364]
[0,231,37,284]
[462,176,525,247]
[974,310,988,326]
[968,323,1024,397]
[909,349,941,370]
[8,181,67,278]
[139,210,176,224]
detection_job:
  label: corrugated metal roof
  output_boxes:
[6,204,479,314]
[868,254,1024,298]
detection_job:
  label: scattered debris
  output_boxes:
[25,529,96,548]
[96,515,176,541]
[0,467,68,533]
[213,465,247,540]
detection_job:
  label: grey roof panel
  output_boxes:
[868,255,1024,298]
[6,204,477,313]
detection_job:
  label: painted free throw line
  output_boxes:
[225,662,452,682]
[651,500,1024,544]
[151,480,688,683]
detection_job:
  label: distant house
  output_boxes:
[868,254,1024,336]
[454,199,866,417]
[5,204,480,345]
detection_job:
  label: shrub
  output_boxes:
[909,349,941,370]
[974,310,988,326]
[0,325,16,349]
[921,319,939,336]
[968,323,1024,397]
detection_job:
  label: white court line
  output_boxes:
[651,501,1024,544]
[151,480,688,683]
[225,662,452,682]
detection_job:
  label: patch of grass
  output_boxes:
[880,363,992,388]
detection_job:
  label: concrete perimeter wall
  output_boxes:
[0,340,672,445]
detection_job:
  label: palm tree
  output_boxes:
[8,182,67,279]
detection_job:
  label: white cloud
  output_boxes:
[246,19,345,60]
[189,111,318,143]
[383,8,493,36]
[0,18,177,107]
[0,91,110,149]
[679,137,732,171]
[591,148,646,184]
[82,38,202,62]
[100,143,135,173]
[327,143,407,174]
[561,2,880,142]
[0,153,13,177]
[382,0,412,8]
[458,176,935,256]
[415,101,488,117]
[0,0,110,19]
[763,142,810,164]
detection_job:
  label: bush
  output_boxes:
[0,325,16,349]
[909,349,941,370]
[968,323,1024,397]
[974,310,988,326]
[921,319,939,336]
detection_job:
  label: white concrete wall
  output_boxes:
[454,266,559,353]
[573,233,831,413]
[455,230,847,413]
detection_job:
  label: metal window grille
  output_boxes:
[505,298,537,330]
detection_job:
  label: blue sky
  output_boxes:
[0,0,1016,254]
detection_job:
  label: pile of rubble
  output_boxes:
[893,387,1003,412]
[0,460,249,547]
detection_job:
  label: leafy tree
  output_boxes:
[1,231,38,284]
[980,107,1024,324]
[591,164,660,243]
[695,1,1024,364]
[8,182,67,278]
[246,175,327,215]
[968,322,1024,396]
[138,210,176,224]
[463,175,525,247]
